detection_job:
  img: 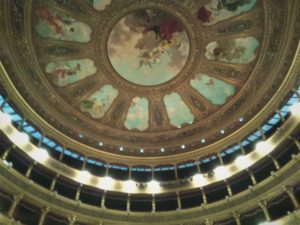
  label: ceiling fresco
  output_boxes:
[34,5,92,43]
[107,9,190,86]
[198,0,257,25]
[45,59,97,87]
[0,0,297,162]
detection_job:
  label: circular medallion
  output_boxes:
[107,9,190,86]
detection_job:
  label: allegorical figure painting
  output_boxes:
[163,92,194,128]
[107,9,190,86]
[124,97,149,131]
[35,5,92,43]
[80,85,119,119]
[190,73,235,105]
[197,0,257,26]
[86,0,112,11]
[205,37,259,64]
[45,59,97,87]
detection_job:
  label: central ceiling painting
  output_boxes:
[107,9,190,86]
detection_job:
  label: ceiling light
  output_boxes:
[239,117,244,122]
[214,166,230,179]
[123,180,137,193]
[98,176,113,190]
[98,142,104,146]
[201,138,206,143]
[11,132,29,146]
[235,155,251,169]
[192,174,205,187]
[220,129,225,134]
[119,146,124,151]
[0,111,11,128]
[290,102,300,116]
[148,180,159,188]
[31,148,49,162]
[256,141,272,154]
[76,170,91,183]
[78,133,84,138]
[140,148,144,153]
[160,148,165,152]
[181,144,186,149]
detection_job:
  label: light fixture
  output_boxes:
[140,148,144,153]
[160,148,165,153]
[220,129,225,134]
[235,155,251,169]
[76,170,91,183]
[192,174,205,187]
[11,132,29,146]
[119,146,124,151]
[31,148,49,162]
[98,142,104,146]
[214,166,230,179]
[181,144,186,149]
[290,102,300,116]
[123,180,137,193]
[0,111,11,128]
[201,138,206,143]
[98,176,113,190]
[256,141,272,154]
[239,117,244,122]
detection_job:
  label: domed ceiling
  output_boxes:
[0,0,298,165]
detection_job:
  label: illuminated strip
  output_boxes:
[0,102,299,194]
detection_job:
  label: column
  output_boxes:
[126,194,130,213]
[152,194,156,213]
[38,207,49,225]
[196,161,201,173]
[232,211,241,225]
[259,127,266,140]
[238,142,246,155]
[259,200,271,222]
[25,161,36,178]
[201,187,207,205]
[8,194,23,217]
[101,191,106,208]
[1,147,11,160]
[247,169,257,185]
[75,184,82,201]
[276,110,285,122]
[225,180,232,197]
[174,165,179,180]
[50,175,58,191]
[292,138,300,151]
[176,192,181,210]
[268,155,280,170]
[58,148,64,161]
[284,186,300,209]
[218,153,224,165]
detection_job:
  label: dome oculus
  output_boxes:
[107,9,190,86]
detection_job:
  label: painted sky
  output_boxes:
[107,10,190,86]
